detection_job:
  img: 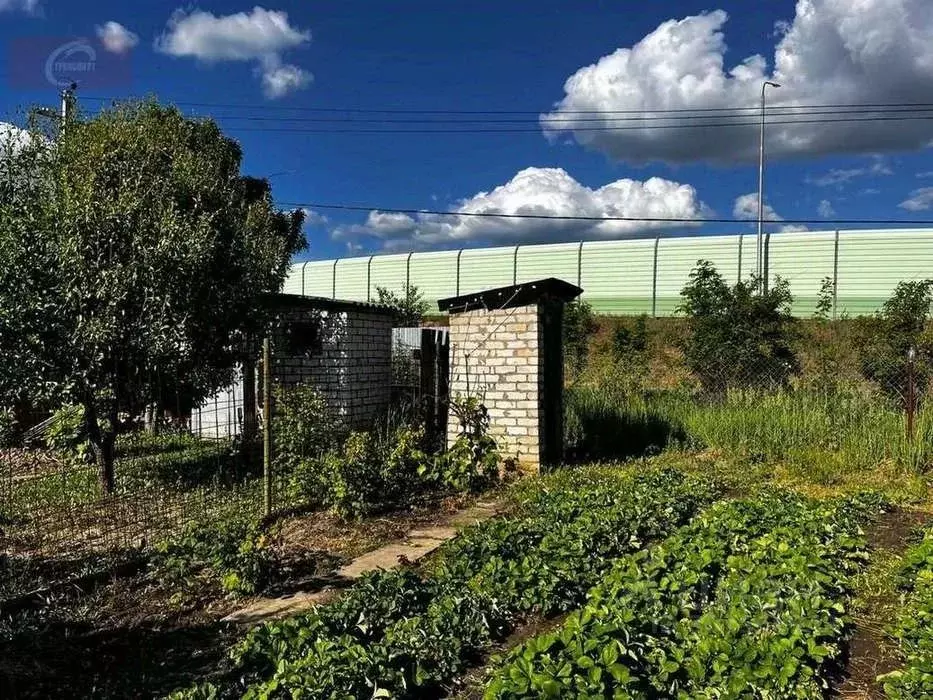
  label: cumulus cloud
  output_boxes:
[543,1,933,163]
[96,21,139,54]
[818,199,835,218]
[301,208,329,228]
[156,7,311,98]
[0,0,40,13]
[333,167,709,250]
[899,187,933,211]
[733,192,807,232]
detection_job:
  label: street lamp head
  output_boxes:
[764,81,781,88]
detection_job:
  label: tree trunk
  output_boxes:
[85,401,116,494]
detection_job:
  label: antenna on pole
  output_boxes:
[60,82,77,134]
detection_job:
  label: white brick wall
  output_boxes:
[447,304,545,468]
[273,308,393,429]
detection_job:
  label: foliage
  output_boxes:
[563,300,598,378]
[375,284,430,327]
[181,467,719,698]
[880,527,933,698]
[0,99,305,493]
[0,406,16,448]
[44,405,91,463]
[486,491,883,698]
[611,314,648,362]
[678,260,799,391]
[426,395,500,491]
[272,384,346,473]
[151,513,277,598]
[858,280,933,405]
[284,394,499,518]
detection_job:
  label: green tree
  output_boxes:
[375,284,429,326]
[858,280,933,404]
[678,260,799,391]
[0,100,305,492]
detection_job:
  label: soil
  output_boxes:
[0,492,487,699]
[833,506,932,699]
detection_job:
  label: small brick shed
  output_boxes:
[439,278,582,471]
[192,294,397,437]
[266,294,398,429]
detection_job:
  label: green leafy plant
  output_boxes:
[486,491,884,699]
[375,284,430,327]
[879,527,933,698]
[678,260,799,392]
[0,406,16,448]
[178,467,719,698]
[151,514,277,598]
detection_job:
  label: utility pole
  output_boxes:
[757,80,781,288]
[32,82,77,137]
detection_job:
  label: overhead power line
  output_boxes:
[79,95,933,116]
[222,113,933,134]
[279,201,933,227]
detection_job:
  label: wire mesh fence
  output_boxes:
[564,316,933,472]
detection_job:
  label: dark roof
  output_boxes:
[438,278,583,313]
[259,293,401,317]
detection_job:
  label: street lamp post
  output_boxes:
[757,80,781,285]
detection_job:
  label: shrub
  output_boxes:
[426,395,500,492]
[375,284,429,327]
[563,300,598,378]
[273,384,346,474]
[858,280,933,405]
[678,260,799,392]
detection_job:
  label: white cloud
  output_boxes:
[543,1,933,163]
[917,171,933,178]
[899,187,933,211]
[301,208,329,228]
[0,0,40,13]
[807,157,892,187]
[156,7,311,98]
[818,199,835,217]
[733,191,806,232]
[96,21,139,54]
[259,56,311,99]
[334,167,708,250]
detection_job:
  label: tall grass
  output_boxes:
[566,384,933,478]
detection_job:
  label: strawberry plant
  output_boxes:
[880,527,933,698]
[486,491,884,699]
[178,466,720,698]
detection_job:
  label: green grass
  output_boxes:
[566,383,933,482]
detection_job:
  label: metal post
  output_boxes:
[456,248,464,297]
[513,245,520,285]
[576,241,584,288]
[332,259,339,299]
[651,235,660,317]
[737,233,743,282]
[907,346,917,442]
[832,229,840,320]
[366,255,374,301]
[757,81,780,283]
[262,334,273,517]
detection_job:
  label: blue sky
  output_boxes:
[2,0,933,261]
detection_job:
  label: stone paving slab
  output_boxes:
[222,499,503,625]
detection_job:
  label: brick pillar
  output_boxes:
[447,303,546,470]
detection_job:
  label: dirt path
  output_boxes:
[833,506,931,699]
